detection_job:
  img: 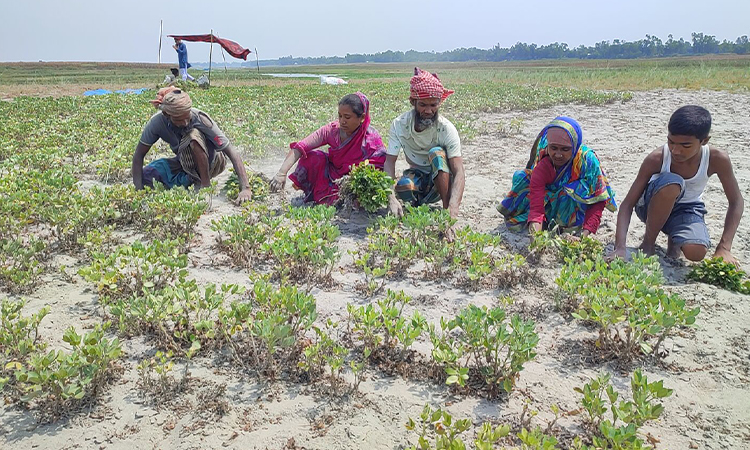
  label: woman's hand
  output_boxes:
[528,222,543,234]
[270,172,287,192]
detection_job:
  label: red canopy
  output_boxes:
[169,34,251,60]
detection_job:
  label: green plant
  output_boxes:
[516,427,560,450]
[574,369,672,450]
[222,167,270,202]
[219,278,317,379]
[299,320,352,395]
[137,184,209,240]
[338,160,393,213]
[687,256,750,294]
[430,305,538,396]
[1,299,50,393]
[212,205,340,283]
[405,405,475,450]
[78,239,188,303]
[558,236,604,263]
[0,238,47,294]
[0,299,49,361]
[528,231,602,264]
[137,350,189,404]
[11,324,122,422]
[107,280,244,354]
[347,290,426,360]
[497,117,525,137]
[558,254,700,358]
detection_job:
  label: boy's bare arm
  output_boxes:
[711,148,744,265]
[611,149,662,256]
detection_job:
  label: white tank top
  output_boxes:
[651,143,710,204]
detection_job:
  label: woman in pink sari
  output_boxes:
[269,92,387,204]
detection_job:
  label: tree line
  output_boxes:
[251,33,750,66]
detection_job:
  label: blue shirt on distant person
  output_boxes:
[176,42,190,69]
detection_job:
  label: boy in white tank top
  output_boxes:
[610,105,744,265]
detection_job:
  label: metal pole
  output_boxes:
[255,47,260,74]
[208,29,214,85]
[158,20,163,64]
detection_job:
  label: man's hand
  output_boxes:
[606,246,627,262]
[236,188,253,205]
[713,247,740,267]
[388,194,403,217]
[270,172,286,192]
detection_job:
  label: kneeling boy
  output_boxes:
[611,105,744,265]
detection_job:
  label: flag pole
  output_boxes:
[158,20,163,64]
[208,29,214,85]
[255,47,260,74]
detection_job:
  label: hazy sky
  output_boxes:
[1,0,747,63]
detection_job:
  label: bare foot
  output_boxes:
[666,237,681,258]
[638,242,656,256]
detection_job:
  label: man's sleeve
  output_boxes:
[443,121,461,159]
[139,114,161,147]
[386,118,402,157]
[197,112,230,151]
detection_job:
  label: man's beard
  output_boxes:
[414,108,439,129]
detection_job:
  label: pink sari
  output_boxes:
[288,92,386,204]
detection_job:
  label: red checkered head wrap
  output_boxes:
[409,67,454,102]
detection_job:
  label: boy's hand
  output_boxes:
[606,247,627,262]
[713,247,740,267]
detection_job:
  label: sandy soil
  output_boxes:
[1,89,749,450]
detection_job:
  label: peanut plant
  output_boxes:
[574,369,673,450]
[337,160,394,213]
[212,204,340,283]
[557,254,699,359]
[1,299,50,393]
[0,238,47,294]
[405,404,559,450]
[78,239,189,303]
[10,324,122,422]
[347,290,427,360]
[298,320,357,395]
[222,167,270,202]
[687,256,750,294]
[430,305,538,396]
[218,278,317,379]
[354,206,530,291]
[136,350,189,405]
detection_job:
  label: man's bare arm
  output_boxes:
[132,143,151,190]
[447,156,465,219]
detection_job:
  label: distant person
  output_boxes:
[270,92,386,204]
[385,67,465,241]
[609,105,743,264]
[173,38,195,81]
[132,86,253,203]
[498,117,617,239]
[163,68,180,85]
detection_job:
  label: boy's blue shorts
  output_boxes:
[635,172,711,248]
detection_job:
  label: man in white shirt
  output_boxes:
[385,68,466,240]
